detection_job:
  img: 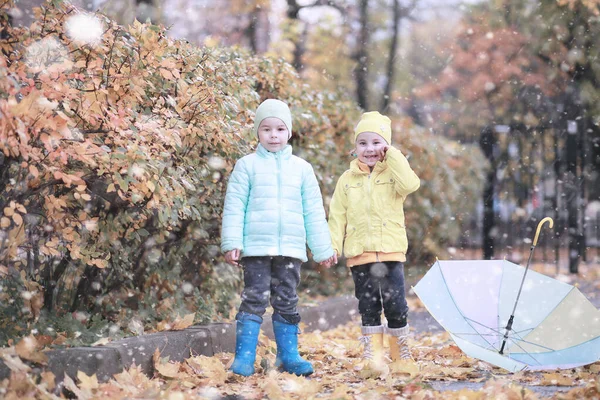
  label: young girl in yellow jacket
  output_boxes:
[328,111,420,368]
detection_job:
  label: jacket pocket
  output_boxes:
[382,220,408,253]
[343,225,362,257]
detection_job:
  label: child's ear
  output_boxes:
[348,148,357,157]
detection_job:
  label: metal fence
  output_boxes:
[459,123,599,272]
[459,200,600,270]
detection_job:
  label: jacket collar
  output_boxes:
[256,143,293,159]
[350,158,387,175]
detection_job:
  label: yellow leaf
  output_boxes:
[390,359,420,378]
[3,207,14,217]
[261,375,285,399]
[172,313,195,330]
[15,203,26,213]
[156,361,180,378]
[1,217,10,228]
[12,214,23,226]
[358,361,389,379]
[81,193,92,201]
[157,320,172,331]
[90,337,110,347]
[541,372,575,386]
[159,68,174,80]
[77,371,99,389]
[186,355,227,384]
[146,181,155,192]
[107,183,116,193]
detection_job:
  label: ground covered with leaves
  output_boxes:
[2,315,599,399]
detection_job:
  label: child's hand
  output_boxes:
[225,249,241,266]
[320,253,338,268]
[378,145,390,160]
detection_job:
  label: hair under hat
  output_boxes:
[253,99,293,139]
[354,111,392,144]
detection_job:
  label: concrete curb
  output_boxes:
[0,296,359,385]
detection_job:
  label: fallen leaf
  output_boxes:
[91,337,111,347]
[187,355,228,384]
[155,361,180,378]
[77,371,99,390]
[15,336,48,365]
[172,313,195,330]
[40,371,56,391]
[540,372,576,386]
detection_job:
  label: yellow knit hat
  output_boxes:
[353,111,392,144]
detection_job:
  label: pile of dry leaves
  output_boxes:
[1,318,599,399]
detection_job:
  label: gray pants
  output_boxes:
[236,256,302,325]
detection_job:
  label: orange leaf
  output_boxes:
[29,165,39,178]
[15,336,48,365]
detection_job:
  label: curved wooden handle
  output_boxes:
[533,217,554,246]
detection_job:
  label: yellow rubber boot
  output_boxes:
[388,325,412,361]
[358,325,388,377]
[360,332,385,365]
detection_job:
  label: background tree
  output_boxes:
[380,0,417,113]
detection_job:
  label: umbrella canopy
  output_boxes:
[413,259,600,372]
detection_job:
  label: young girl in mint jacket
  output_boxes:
[221,99,336,377]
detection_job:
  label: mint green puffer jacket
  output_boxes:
[221,144,334,263]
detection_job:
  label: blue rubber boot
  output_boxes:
[230,313,262,376]
[273,319,314,376]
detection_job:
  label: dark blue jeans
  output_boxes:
[351,261,408,328]
[236,256,302,325]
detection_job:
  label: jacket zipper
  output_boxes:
[276,152,282,254]
[367,173,372,249]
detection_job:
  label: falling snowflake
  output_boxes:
[65,13,104,46]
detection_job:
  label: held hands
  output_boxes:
[224,249,241,266]
[319,252,338,268]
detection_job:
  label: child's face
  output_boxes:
[257,117,290,152]
[355,132,387,167]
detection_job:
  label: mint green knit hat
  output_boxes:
[253,99,293,138]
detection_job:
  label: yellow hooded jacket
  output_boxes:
[328,146,420,266]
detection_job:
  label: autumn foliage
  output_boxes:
[0,0,360,344]
[0,1,486,345]
[416,24,568,140]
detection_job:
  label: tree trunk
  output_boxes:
[479,125,496,260]
[286,0,306,72]
[381,0,401,113]
[355,0,370,110]
[247,5,271,54]
[71,265,104,312]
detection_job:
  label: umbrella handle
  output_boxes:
[532,217,554,247]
